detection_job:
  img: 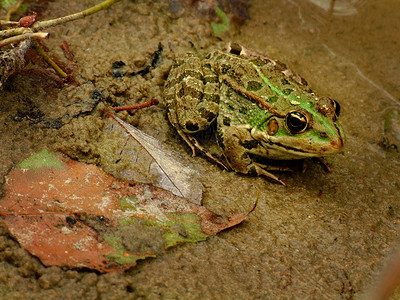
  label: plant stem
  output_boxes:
[0,26,28,39]
[0,20,20,28]
[0,31,48,47]
[32,0,122,31]
[34,42,68,78]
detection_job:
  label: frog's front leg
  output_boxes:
[218,126,286,185]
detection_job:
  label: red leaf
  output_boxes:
[0,150,251,272]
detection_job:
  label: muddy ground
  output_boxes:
[0,0,399,299]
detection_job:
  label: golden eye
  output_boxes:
[286,111,309,133]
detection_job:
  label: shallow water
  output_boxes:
[0,0,399,298]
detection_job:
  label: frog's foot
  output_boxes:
[175,127,229,170]
[175,127,197,156]
[250,162,286,185]
[187,134,230,170]
[301,157,332,173]
[314,157,332,173]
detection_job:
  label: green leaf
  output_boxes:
[211,5,229,35]
[17,149,64,170]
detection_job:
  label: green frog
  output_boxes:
[164,42,344,184]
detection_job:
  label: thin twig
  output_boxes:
[0,26,28,39]
[0,20,20,28]
[31,0,122,31]
[0,31,48,47]
[60,40,76,64]
[111,98,159,111]
[34,42,67,78]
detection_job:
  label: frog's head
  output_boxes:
[253,96,344,160]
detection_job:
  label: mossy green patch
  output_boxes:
[103,234,156,265]
[163,213,208,248]
[18,149,64,170]
[119,216,136,226]
[120,196,138,211]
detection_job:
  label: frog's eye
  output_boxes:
[332,100,341,120]
[286,111,309,134]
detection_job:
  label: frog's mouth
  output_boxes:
[258,132,344,160]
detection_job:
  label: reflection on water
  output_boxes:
[282,0,399,108]
[308,0,367,16]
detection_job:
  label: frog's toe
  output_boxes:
[249,163,286,185]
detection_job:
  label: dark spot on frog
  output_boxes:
[239,106,248,114]
[185,121,199,132]
[203,62,212,70]
[225,88,234,99]
[246,80,262,91]
[281,78,290,85]
[181,81,202,99]
[111,61,127,77]
[223,117,231,126]
[177,85,185,98]
[282,88,293,96]
[220,63,231,74]
[268,95,278,103]
[203,74,219,84]
[242,140,259,149]
[198,107,216,122]
[203,91,220,103]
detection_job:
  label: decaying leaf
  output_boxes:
[0,150,250,272]
[106,114,204,204]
